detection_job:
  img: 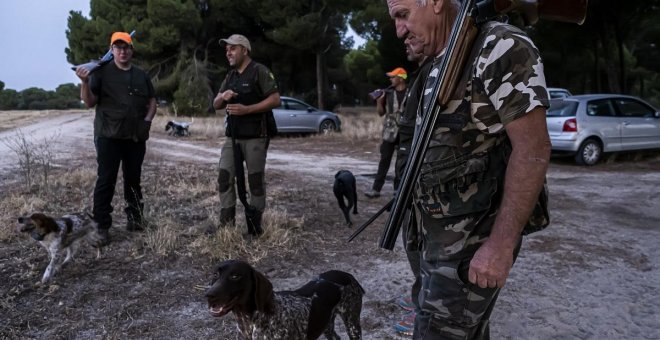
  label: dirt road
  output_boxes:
[1,111,659,339]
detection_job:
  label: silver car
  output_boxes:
[273,96,341,134]
[546,94,660,165]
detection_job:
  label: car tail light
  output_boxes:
[562,118,577,132]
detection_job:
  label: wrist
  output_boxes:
[485,235,518,253]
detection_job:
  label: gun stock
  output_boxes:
[378,0,588,250]
[493,0,588,25]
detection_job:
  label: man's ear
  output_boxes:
[432,0,445,14]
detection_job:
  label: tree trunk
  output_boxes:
[593,36,600,93]
[316,52,325,110]
[614,22,627,94]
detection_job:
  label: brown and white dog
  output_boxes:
[17,213,100,283]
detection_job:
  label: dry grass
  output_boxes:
[141,219,180,256]
[334,113,382,141]
[1,158,310,263]
[153,110,227,140]
[0,195,48,242]
[187,208,308,264]
[0,106,378,262]
[0,166,96,242]
[154,106,380,142]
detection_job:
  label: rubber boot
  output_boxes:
[126,202,145,231]
[245,210,264,237]
[219,207,236,227]
[205,207,236,235]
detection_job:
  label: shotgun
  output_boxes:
[378,0,588,250]
[71,30,136,74]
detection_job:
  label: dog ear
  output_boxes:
[30,213,59,233]
[251,268,274,314]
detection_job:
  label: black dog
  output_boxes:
[333,170,358,226]
[165,120,191,136]
[205,260,364,340]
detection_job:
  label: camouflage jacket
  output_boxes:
[414,21,549,256]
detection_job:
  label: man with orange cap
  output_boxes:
[76,31,157,246]
[365,67,408,198]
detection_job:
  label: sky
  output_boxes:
[0,0,366,92]
[0,0,90,91]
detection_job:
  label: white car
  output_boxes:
[547,87,573,99]
[546,94,660,165]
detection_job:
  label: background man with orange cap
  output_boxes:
[365,67,408,198]
[76,31,157,246]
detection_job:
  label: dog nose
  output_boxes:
[17,217,25,223]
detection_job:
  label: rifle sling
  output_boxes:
[230,124,257,216]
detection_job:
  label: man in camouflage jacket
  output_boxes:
[386,0,551,338]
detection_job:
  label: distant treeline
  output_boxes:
[0,81,83,110]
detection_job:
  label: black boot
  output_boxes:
[245,210,264,237]
[95,228,111,247]
[219,207,236,227]
[125,202,145,231]
[205,207,236,235]
[126,216,144,232]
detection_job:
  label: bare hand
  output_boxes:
[226,103,249,116]
[75,67,90,83]
[220,90,238,102]
[468,240,514,288]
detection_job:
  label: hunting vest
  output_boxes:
[224,61,276,139]
[93,63,153,141]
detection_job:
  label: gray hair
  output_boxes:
[416,0,460,8]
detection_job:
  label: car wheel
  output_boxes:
[319,120,336,134]
[575,139,602,165]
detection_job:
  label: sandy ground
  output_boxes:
[1,111,659,339]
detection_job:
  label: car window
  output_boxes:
[287,100,309,111]
[549,90,570,99]
[614,99,654,118]
[547,100,578,117]
[586,99,616,117]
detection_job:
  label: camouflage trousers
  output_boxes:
[413,211,521,339]
[217,137,268,211]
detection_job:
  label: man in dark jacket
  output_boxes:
[210,34,281,238]
[76,31,157,246]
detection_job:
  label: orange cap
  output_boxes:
[110,32,132,45]
[386,67,407,79]
[385,67,408,79]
